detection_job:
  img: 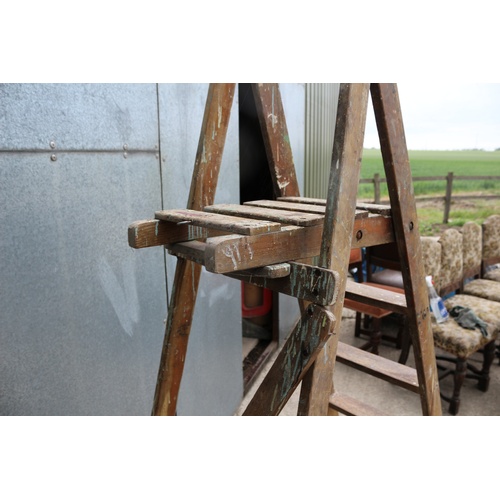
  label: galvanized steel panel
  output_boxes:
[0,83,158,151]
[0,152,166,415]
[158,84,243,415]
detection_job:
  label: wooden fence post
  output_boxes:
[443,171,454,223]
[373,173,380,203]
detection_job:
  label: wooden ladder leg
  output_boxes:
[298,83,370,415]
[370,83,441,415]
[152,83,235,416]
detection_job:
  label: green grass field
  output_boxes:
[359,149,500,235]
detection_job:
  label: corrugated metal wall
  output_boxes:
[304,83,339,198]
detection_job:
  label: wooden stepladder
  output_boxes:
[129,83,442,416]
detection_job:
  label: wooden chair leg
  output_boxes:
[449,357,467,416]
[397,318,411,365]
[478,340,496,392]
[359,317,381,355]
[354,312,362,338]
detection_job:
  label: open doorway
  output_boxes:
[238,83,279,391]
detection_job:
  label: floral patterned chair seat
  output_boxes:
[428,228,499,415]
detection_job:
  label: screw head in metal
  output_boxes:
[49,141,56,149]
[50,154,57,161]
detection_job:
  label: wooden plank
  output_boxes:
[278,196,392,217]
[233,263,291,279]
[167,242,292,278]
[344,281,407,314]
[298,83,370,416]
[128,219,209,249]
[371,83,442,416]
[130,212,394,253]
[328,392,388,416]
[336,342,420,393]
[155,209,281,235]
[252,83,300,197]
[204,203,324,227]
[245,199,369,219]
[227,262,339,306]
[152,83,236,417]
[243,305,335,416]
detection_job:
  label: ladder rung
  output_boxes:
[345,281,407,314]
[329,392,388,416]
[155,209,281,235]
[336,342,420,393]
[204,203,324,227]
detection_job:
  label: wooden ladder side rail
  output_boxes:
[151,83,236,416]
[297,83,370,415]
[370,83,442,416]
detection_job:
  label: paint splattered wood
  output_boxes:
[167,214,394,274]
[278,196,392,216]
[155,209,281,235]
[204,203,324,227]
[130,212,394,255]
[244,199,369,219]
[370,83,441,415]
[298,83,370,416]
[128,219,228,249]
[243,305,335,416]
[152,83,236,417]
[226,262,339,306]
[251,83,300,197]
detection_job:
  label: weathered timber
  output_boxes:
[152,83,236,417]
[204,203,324,227]
[155,209,281,235]
[243,305,335,416]
[298,83,370,415]
[128,219,229,249]
[227,261,339,306]
[198,215,392,274]
[244,199,369,219]
[344,280,407,314]
[251,83,300,197]
[162,214,394,274]
[328,392,388,416]
[371,83,441,415]
[277,196,392,217]
[336,341,420,393]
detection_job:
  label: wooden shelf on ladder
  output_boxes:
[128,82,442,416]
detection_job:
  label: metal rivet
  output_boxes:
[50,154,57,161]
[49,141,56,149]
[123,144,128,151]
[123,152,128,158]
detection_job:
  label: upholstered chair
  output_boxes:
[481,214,500,281]
[430,228,498,415]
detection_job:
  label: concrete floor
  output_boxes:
[236,309,500,416]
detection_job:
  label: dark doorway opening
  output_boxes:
[238,83,279,391]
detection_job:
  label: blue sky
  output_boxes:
[364,83,500,151]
